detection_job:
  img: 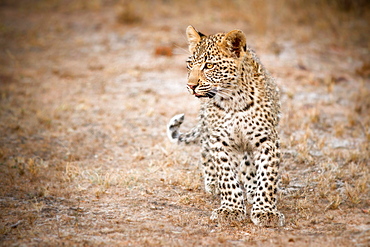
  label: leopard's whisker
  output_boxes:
[218,87,234,93]
[215,88,234,98]
[217,91,232,99]
[217,90,233,97]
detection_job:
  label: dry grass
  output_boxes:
[0,0,369,246]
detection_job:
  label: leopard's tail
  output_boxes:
[167,114,200,145]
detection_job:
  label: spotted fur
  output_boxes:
[167,26,284,227]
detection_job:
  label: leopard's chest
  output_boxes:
[203,106,253,152]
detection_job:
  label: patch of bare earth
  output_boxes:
[0,1,369,246]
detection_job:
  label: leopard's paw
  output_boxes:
[210,206,246,222]
[251,209,285,227]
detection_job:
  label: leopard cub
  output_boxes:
[167,26,284,227]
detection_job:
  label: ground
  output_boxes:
[0,0,369,246]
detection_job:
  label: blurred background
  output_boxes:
[0,0,369,246]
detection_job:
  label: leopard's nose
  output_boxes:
[188,84,197,90]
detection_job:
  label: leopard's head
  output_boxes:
[185,26,247,99]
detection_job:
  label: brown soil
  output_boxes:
[1,1,369,246]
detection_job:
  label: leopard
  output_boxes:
[167,26,285,227]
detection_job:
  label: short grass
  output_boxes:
[0,0,369,246]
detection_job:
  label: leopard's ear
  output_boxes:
[221,30,246,58]
[186,25,205,54]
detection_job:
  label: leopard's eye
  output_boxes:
[205,63,214,69]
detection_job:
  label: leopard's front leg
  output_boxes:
[238,154,257,204]
[250,138,285,227]
[209,135,246,221]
